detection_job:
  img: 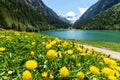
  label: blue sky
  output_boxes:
[43,0,98,22]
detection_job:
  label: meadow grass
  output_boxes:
[68,39,120,52]
[0,30,120,80]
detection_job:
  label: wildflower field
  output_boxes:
[0,30,120,80]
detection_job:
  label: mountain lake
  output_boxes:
[40,29,120,42]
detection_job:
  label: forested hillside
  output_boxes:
[78,0,120,21]
[74,3,120,30]
[0,0,70,31]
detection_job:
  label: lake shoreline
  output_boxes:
[40,29,120,42]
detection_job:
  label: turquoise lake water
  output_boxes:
[40,29,120,42]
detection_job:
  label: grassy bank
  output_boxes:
[68,39,120,52]
[0,30,120,80]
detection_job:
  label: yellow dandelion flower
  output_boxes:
[82,48,87,53]
[41,71,47,78]
[54,37,60,42]
[30,51,35,56]
[87,50,92,54]
[57,52,62,58]
[76,47,83,52]
[62,41,69,47]
[108,76,117,80]
[116,66,120,71]
[50,40,57,45]
[67,50,73,55]
[103,58,117,67]
[50,74,54,79]
[92,77,98,80]
[6,36,11,40]
[42,42,45,45]
[46,44,52,49]
[22,70,32,80]
[32,42,36,46]
[90,66,99,75]
[25,60,38,70]
[77,71,85,79]
[114,70,119,77]
[46,50,56,59]
[0,35,5,38]
[80,53,86,56]
[0,47,5,52]
[59,67,69,77]
[102,68,114,77]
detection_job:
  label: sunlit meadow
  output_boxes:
[0,30,120,80]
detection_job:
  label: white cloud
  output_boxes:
[78,8,87,15]
[66,11,76,17]
[66,11,79,23]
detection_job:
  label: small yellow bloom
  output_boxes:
[77,71,85,79]
[0,47,5,52]
[6,36,11,40]
[92,77,98,80]
[0,35,5,38]
[46,50,57,59]
[87,50,92,54]
[67,50,73,55]
[116,66,120,71]
[42,42,45,45]
[108,76,117,80]
[50,74,54,79]
[46,44,52,49]
[114,70,119,77]
[62,41,69,47]
[80,53,86,56]
[50,40,57,45]
[32,42,36,46]
[25,60,38,70]
[22,70,32,80]
[102,68,114,77]
[103,58,117,67]
[30,51,35,56]
[57,52,62,58]
[76,47,83,52]
[41,71,47,78]
[90,66,99,75]
[54,37,60,42]
[59,67,69,77]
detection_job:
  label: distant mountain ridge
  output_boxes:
[77,0,120,21]
[74,2,120,30]
[25,0,70,23]
[0,0,70,31]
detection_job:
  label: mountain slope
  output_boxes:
[74,3,120,30]
[25,0,70,23]
[77,0,120,21]
[0,0,70,31]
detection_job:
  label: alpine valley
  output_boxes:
[0,0,70,31]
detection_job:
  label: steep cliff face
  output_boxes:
[77,0,120,21]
